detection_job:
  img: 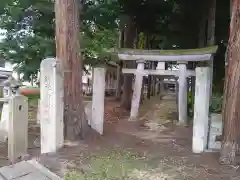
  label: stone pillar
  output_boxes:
[156,62,165,100]
[192,67,211,153]
[159,78,164,100]
[178,62,188,125]
[40,58,64,154]
[130,60,145,121]
[92,67,106,134]
[8,95,28,163]
[156,62,165,70]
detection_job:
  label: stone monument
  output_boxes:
[40,58,64,154]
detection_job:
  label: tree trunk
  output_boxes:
[207,0,216,100]
[220,0,240,164]
[147,62,152,99]
[115,29,124,100]
[121,17,136,109]
[137,32,146,103]
[115,63,123,100]
[55,0,87,140]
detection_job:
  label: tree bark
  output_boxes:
[121,17,136,109]
[115,63,123,100]
[138,32,146,103]
[147,62,152,99]
[115,29,124,100]
[55,0,87,140]
[220,0,240,165]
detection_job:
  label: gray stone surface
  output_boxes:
[0,160,62,180]
[40,58,64,154]
[8,95,28,163]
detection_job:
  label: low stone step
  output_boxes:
[0,160,62,180]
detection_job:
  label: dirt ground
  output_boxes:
[1,95,240,180]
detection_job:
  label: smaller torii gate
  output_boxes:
[117,46,217,153]
[122,63,195,122]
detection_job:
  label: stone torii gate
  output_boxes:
[122,63,195,123]
[117,46,218,153]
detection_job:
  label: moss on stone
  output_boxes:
[117,45,218,55]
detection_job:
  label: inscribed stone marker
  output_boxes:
[40,58,64,154]
[192,67,211,153]
[91,67,105,134]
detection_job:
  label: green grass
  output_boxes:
[64,149,150,180]
[63,148,192,180]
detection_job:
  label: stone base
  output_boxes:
[208,113,222,150]
[0,160,63,179]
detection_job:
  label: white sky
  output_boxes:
[0,30,14,70]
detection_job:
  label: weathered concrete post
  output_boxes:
[156,62,165,99]
[159,78,165,99]
[91,67,106,134]
[8,95,28,163]
[192,67,211,153]
[178,62,188,125]
[40,58,64,154]
[130,60,145,121]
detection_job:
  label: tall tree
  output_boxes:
[220,0,240,165]
[120,16,136,109]
[0,0,119,81]
[55,0,86,140]
[115,27,124,100]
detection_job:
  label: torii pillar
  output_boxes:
[178,62,188,125]
[129,60,145,121]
